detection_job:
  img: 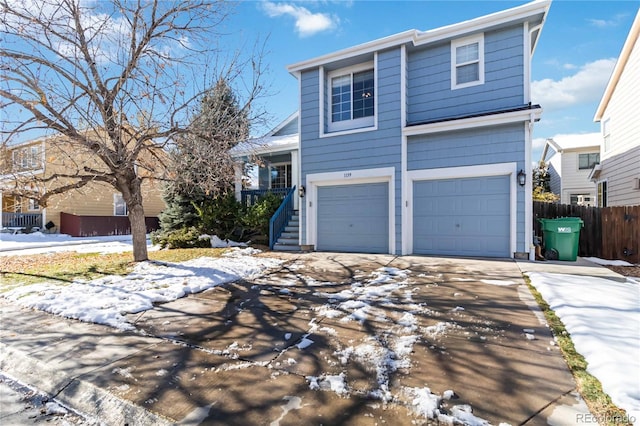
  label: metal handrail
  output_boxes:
[241,187,290,208]
[269,186,296,250]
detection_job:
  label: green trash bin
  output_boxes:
[538,217,584,261]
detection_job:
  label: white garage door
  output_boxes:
[413,176,510,257]
[317,182,388,253]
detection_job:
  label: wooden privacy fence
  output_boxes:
[533,202,639,264]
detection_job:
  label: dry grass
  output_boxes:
[0,248,227,289]
[604,264,640,278]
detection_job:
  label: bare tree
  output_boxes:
[0,0,267,261]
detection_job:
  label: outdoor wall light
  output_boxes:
[517,169,526,186]
[299,185,306,198]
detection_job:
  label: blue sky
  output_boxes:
[224,0,639,160]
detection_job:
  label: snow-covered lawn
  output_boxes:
[2,248,281,330]
[526,271,640,424]
[0,232,155,255]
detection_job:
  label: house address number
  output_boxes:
[344,172,352,178]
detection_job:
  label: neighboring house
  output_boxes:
[231,112,300,210]
[591,9,640,207]
[281,0,550,259]
[541,134,600,206]
[1,135,166,236]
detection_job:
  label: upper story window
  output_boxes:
[602,118,611,152]
[578,153,600,170]
[12,145,42,171]
[451,34,484,90]
[326,61,376,133]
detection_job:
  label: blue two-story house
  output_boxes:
[285,0,550,260]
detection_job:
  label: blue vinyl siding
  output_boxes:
[407,25,525,124]
[298,23,532,255]
[407,123,526,252]
[273,116,298,136]
[301,48,403,252]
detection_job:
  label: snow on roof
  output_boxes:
[230,133,298,157]
[546,133,602,152]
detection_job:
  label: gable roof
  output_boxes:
[594,9,640,122]
[541,133,601,161]
[230,113,299,157]
[287,0,550,73]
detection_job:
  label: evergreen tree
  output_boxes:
[159,78,250,233]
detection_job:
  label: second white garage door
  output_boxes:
[413,175,510,257]
[316,182,389,253]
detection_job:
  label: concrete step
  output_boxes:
[273,244,301,252]
[280,232,299,239]
[277,237,299,245]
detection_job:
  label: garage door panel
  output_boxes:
[317,182,388,254]
[413,175,510,258]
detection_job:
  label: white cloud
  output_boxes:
[262,1,338,37]
[531,58,616,111]
[588,13,629,28]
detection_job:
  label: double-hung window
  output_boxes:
[327,62,375,133]
[451,34,484,90]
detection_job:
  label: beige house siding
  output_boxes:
[2,134,167,232]
[595,12,640,206]
[598,145,640,206]
[600,35,640,162]
[43,180,165,230]
[559,147,598,205]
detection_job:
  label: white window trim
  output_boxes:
[27,198,40,211]
[113,193,128,216]
[451,33,485,90]
[321,58,378,137]
[404,162,517,257]
[305,167,395,254]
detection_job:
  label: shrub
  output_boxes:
[243,192,283,238]
[194,192,243,240]
[150,227,211,249]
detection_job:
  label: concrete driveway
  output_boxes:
[0,252,589,425]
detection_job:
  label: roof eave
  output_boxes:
[594,10,640,122]
[287,0,551,73]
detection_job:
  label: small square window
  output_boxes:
[451,34,484,90]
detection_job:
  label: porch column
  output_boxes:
[233,162,243,202]
[291,149,299,210]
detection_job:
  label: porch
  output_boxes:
[1,212,44,232]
